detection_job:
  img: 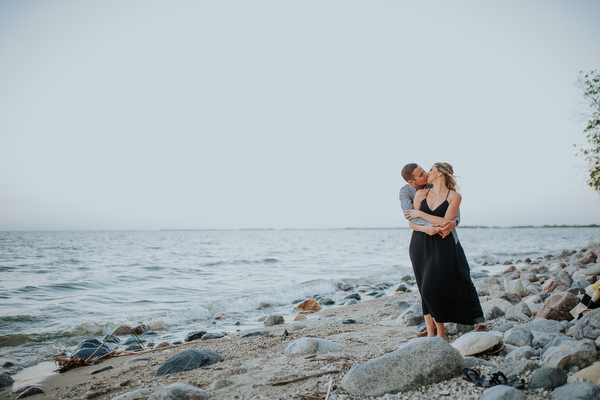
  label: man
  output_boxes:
[400,163,485,333]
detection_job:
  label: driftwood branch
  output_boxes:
[269,370,342,386]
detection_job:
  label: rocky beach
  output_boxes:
[2,240,600,400]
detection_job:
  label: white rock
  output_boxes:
[451,331,504,356]
[482,298,512,315]
[504,279,530,297]
[284,337,343,355]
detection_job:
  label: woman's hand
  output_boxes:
[423,225,441,236]
[404,209,421,220]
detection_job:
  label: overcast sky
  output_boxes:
[1,1,599,231]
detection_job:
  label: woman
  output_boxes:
[406,162,474,339]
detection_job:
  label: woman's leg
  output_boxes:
[424,314,436,337]
[435,320,447,340]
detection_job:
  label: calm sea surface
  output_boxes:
[1,227,600,370]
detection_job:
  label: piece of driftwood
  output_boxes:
[269,370,342,386]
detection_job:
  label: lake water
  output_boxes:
[1,227,599,371]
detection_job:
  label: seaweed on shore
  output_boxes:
[54,324,145,373]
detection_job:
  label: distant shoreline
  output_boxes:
[1,225,599,233]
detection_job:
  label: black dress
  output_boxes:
[409,192,474,325]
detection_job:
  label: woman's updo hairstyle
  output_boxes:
[434,162,459,191]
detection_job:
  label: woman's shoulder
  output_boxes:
[448,190,461,202]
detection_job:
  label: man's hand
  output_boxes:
[423,225,441,236]
[438,220,457,238]
[404,209,420,220]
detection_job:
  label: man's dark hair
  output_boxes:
[401,163,419,182]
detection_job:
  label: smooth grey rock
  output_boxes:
[284,337,343,355]
[574,309,600,340]
[550,381,600,400]
[504,346,537,362]
[263,315,284,326]
[155,349,223,376]
[344,299,359,306]
[124,344,143,351]
[395,303,424,326]
[148,383,211,400]
[540,337,597,370]
[528,366,567,390]
[451,331,503,356]
[504,326,533,347]
[341,337,464,396]
[72,338,112,359]
[0,372,14,388]
[185,330,207,342]
[479,385,526,400]
[528,318,567,334]
[201,332,225,340]
[319,298,335,305]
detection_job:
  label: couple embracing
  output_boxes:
[400,162,485,340]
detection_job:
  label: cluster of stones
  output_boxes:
[262,282,394,326]
[372,241,600,399]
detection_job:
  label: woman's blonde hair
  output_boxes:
[434,162,459,191]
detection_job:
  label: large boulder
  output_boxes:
[340,337,464,396]
[540,337,597,370]
[284,338,343,355]
[537,291,579,322]
[155,349,223,376]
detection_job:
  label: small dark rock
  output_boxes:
[500,293,522,305]
[241,331,270,338]
[15,385,44,399]
[155,349,223,377]
[201,332,225,340]
[0,371,14,388]
[185,331,208,342]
